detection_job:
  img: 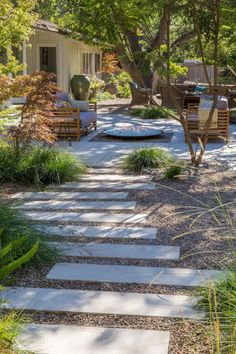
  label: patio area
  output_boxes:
[59,110,236,169]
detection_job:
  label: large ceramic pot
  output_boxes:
[71,75,90,100]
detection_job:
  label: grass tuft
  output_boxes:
[164,163,184,179]
[122,147,174,173]
[0,142,87,186]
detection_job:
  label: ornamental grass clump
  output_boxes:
[0,310,27,354]
[0,142,87,186]
[16,146,87,185]
[197,272,236,354]
[122,147,174,173]
[164,163,184,179]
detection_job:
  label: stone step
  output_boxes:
[35,225,157,240]
[89,168,127,174]
[9,191,129,200]
[2,287,199,319]
[18,324,170,354]
[47,263,223,287]
[47,242,180,260]
[23,211,147,224]
[16,200,136,211]
[58,181,156,190]
[79,174,151,182]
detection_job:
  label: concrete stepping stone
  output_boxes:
[89,168,127,174]
[23,211,147,224]
[47,242,180,260]
[47,263,223,287]
[18,324,170,354]
[59,181,156,190]
[35,225,157,239]
[16,200,136,211]
[9,191,128,200]
[2,287,200,319]
[79,174,151,182]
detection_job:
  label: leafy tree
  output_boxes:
[0,0,37,75]
[38,0,197,88]
[0,72,59,150]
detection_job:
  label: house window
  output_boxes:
[82,53,93,74]
[95,53,101,73]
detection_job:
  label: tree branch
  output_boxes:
[171,30,196,49]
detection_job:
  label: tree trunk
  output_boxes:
[116,44,153,88]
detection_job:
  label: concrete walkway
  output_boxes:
[59,113,236,169]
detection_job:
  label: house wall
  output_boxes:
[26,29,102,93]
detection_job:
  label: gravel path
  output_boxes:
[1,162,235,353]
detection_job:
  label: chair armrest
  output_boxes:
[89,102,97,111]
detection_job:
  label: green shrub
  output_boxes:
[95,91,115,101]
[0,143,87,186]
[116,71,131,85]
[130,105,174,119]
[122,147,174,173]
[0,203,59,268]
[164,163,183,179]
[117,84,131,98]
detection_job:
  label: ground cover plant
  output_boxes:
[122,147,175,173]
[130,106,174,119]
[0,142,87,186]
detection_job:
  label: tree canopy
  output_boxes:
[0,0,37,74]
[38,0,235,87]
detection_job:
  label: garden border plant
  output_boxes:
[0,142,87,186]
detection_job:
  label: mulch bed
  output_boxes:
[89,130,173,143]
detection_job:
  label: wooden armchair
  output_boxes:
[51,102,97,141]
[186,103,229,143]
[129,82,151,106]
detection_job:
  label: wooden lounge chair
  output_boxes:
[51,102,97,141]
[186,103,229,143]
[129,82,151,106]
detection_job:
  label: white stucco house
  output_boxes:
[21,20,102,93]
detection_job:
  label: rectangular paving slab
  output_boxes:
[18,324,170,354]
[9,191,129,200]
[79,174,151,182]
[59,181,156,190]
[2,287,199,319]
[47,242,180,260]
[35,225,157,239]
[47,263,224,287]
[16,200,136,211]
[23,211,147,224]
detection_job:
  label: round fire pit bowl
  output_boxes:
[104,126,163,140]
